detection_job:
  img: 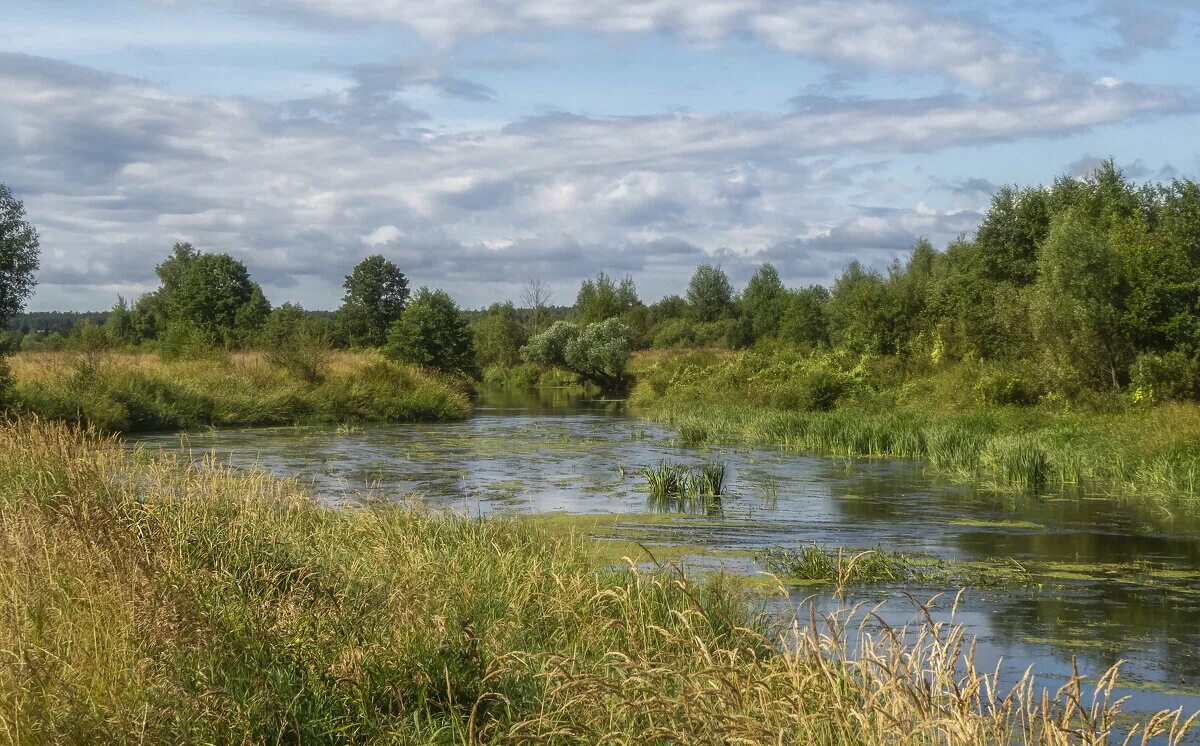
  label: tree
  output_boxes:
[0,183,40,329]
[384,288,476,377]
[171,253,270,344]
[826,261,896,355]
[474,302,527,369]
[522,318,633,393]
[778,285,830,348]
[521,276,553,334]
[1033,210,1134,390]
[686,264,734,323]
[337,255,410,347]
[740,263,786,340]
[105,296,139,347]
[573,272,639,325]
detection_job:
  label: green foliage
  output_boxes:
[778,285,830,349]
[0,182,40,329]
[336,255,410,347]
[474,302,528,368]
[686,263,734,322]
[522,318,633,393]
[384,287,477,377]
[104,296,138,347]
[1129,350,1200,403]
[1032,210,1133,390]
[740,263,786,340]
[572,272,640,325]
[259,303,333,384]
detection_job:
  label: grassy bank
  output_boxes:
[6,351,470,432]
[630,349,1200,500]
[2,416,1193,743]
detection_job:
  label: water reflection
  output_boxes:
[136,387,1200,717]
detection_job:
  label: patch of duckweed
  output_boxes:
[949,518,1045,530]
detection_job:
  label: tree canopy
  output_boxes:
[338,255,410,347]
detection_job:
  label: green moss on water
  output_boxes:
[949,518,1045,530]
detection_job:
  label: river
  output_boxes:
[136,387,1200,723]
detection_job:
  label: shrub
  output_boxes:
[1129,350,1200,403]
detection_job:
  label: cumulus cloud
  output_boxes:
[188,0,1067,94]
[0,18,1195,308]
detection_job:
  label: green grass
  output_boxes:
[3,416,1194,743]
[640,460,727,503]
[631,349,1200,502]
[7,351,471,432]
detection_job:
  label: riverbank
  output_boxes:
[629,349,1200,501]
[5,351,471,432]
[1,415,1192,743]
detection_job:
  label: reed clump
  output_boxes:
[5,350,470,432]
[1,416,1194,743]
[641,460,727,503]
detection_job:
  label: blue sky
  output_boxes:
[3,1,1199,310]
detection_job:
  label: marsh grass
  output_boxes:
[0,416,1195,743]
[759,545,919,586]
[631,351,1200,501]
[641,460,727,504]
[6,350,470,432]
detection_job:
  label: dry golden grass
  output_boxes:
[5,350,470,431]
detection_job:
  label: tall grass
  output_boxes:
[2,415,1192,742]
[631,349,1200,500]
[6,350,471,432]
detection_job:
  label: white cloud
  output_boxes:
[0,44,1194,308]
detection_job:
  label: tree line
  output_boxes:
[4,160,1200,400]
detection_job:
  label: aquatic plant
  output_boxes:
[758,545,913,586]
[641,460,727,502]
[692,462,727,496]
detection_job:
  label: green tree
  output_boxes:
[474,302,528,369]
[740,263,786,340]
[105,296,139,347]
[0,183,40,329]
[384,288,476,377]
[686,264,734,323]
[1032,210,1133,390]
[827,261,896,355]
[573,272,639,325]
[522,318,632,393]
[778,285,830,349]
[171,253,270,345]
[337,255,410,347]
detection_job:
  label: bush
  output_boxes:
[1129,350,1200,403]
[974,365,1044,406]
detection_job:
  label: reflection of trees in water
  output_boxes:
[475,386,626,416]
[985,588,1200,681]
[954,529,1200,565]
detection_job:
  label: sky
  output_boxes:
[3,1,1199,311]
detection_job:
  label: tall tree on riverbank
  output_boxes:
[337,255,410,347]
[0,183,40,331]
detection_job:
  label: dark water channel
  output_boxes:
[136,387,1200,723]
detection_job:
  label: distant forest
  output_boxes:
[6,161,1200,402]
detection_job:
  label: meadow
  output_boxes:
[5,350,471,432]
[630,349,1200,501]
[1,414,1195,744]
